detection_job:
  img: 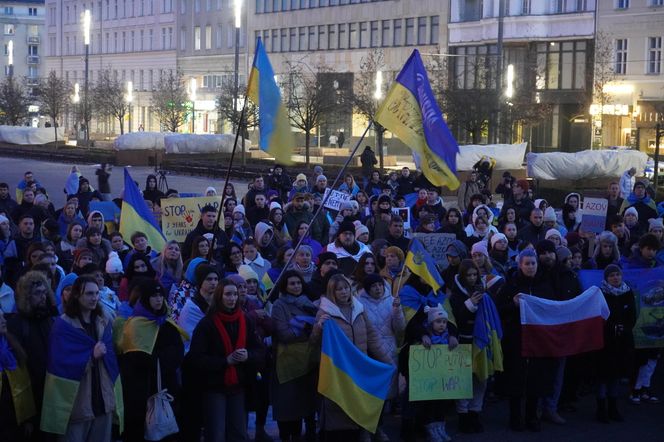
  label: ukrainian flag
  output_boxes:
[399,285,455,327]
[375,50,460,190]
[41,317,124,435]
[472,296,504,381]
[117,316,188,355]
[120,168,166,251]
[405,239,444,293]
[247,38,294,165]
[318,320,395,433]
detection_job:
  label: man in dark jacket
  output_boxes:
[386,215,409,254]
[267,165,291,202]
[0,182,18,216]
[95,163,112,201]
[244,175,267,210]
[182,205,229,261]
[397,167,415,196]
[360,146,378,187]
[74,177,104,217]
[424,187,447,222]
[619,180,657,231]
[501,179,534,222]
[518,209,547,246]
[4,215,42,287]
[284,193,313,238]
[324,219,371,275]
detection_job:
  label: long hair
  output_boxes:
[209,278,239,313]
[353,252,376,283]
[325,274,353,302]
[188,235,210,261]
[458,259,482,291]
[65,275,103,319]
[279,270,305,296]
[155,240,184,281]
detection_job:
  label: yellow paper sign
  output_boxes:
[408,344,473,401]
[161,196,223,242]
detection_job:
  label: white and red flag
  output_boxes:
[519,286,610,358]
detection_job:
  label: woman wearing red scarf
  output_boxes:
[186,278,262,442]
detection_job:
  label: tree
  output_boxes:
[92,68,131,135]
[0,77,30,126]
[592,31,617,148]
[283,59,339,165]
[151,70,188,133]
[216,79,259,133]
[353,49,388,171]
[35,71,70,148]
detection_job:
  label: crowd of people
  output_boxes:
[0,159,662,442]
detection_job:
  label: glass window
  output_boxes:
[290,28,297,51]
[417,17,427,45]
[309,26,317,50]
[648,37,662,74]
[299,27,306,51]
[349,23,357,49]
[328,24,337,49]
[430,16,439,45]
[281,28,288,51]
[615,39,627,74]
[194,26,201,50]
[359,22,368,48]
[405,18,414,46]
[381,20,390,47]
[370,21,379,47]
[338,24,347,49]
[319,25,327,50]
[272,29,279,51]
[393,19,402,46]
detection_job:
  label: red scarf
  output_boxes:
[212,309,247,387]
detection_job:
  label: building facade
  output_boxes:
[448,0,596,152]
[1,0,44,88]
[595,0,664,152]
[44,0,177,135]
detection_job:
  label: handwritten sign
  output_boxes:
[580,197,608,233]
[392,207,411,230]
[408,344,473,401]
[323,188,352,211]
[412,232,457,269]
[161,196,223,242]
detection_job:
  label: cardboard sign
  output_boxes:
[411,232,457,269]
[408,344,473,401]
[161,196,223,242]
[579,197,608,233]
[392,207,411,230]
[323,188,352,211]
[89,201,121,223]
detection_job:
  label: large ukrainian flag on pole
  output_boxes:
[318,320,395,433]
[375,49,460,190]
[120,168,166,251]
[247,38,294,165]
[405,239,444,293]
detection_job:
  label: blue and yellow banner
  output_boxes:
[472,296,503,381]
[120,168,166,251]
[405,239,445,293]
[318,320,394,433]
[247,38,294,165]
[375,49,460,190]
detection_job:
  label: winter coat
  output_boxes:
[325,241,371,275]
[596,285,636,381]
[457,180,481,211]
[182,220,229,262]
[312,296,392,431]
[75,237,113,268]
[449,275,481,344]
[360,148,377,176]
[284,207,314,238]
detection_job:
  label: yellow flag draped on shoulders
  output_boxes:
[375,49,460,190]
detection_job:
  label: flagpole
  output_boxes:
[267,122,374,298]
[207,97,248,262]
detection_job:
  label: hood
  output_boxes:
[564,193,581,205]
[471,204,494,225]
[319,295,364,323]
[55,272,79,309]
[86,210,105,226]
[255,221,274,246]
[185,257,207,284]
[326,241,370,261]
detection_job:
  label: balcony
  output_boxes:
[27,55,39,64]
[26,77,39,86]
[27,35,40,44]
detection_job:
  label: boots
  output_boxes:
[525,397,541,432]
[608,398,624,422]
[457,413,472,433]
[425,423,443,442]
[596,399,609,423]
[468,411,484,433]
[435,422,451,442]
[508,397,524,432]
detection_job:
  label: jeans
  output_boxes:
[542,357,566,412]
[61,413,112,442]
[204,391,247,442]
[456,376,488,413]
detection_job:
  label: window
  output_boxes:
[3,24,14,35]
[299,27,306,51]
[218,25,224,48]
[29,7,38,16]
[349,23,357,49]
[180,28,186,50]
[381,21,390,47]
[430,16,439,45]
[370,21,379,47]
[417,17,427,45]
[338,24,347,49]
[405,18,414,46]
[4,7,13,15]
[28,45,38,56]
[162,28,167,49]
[308,26,317,50]
[576,0,587,10]
[648,37,662,74]
[393,19,402,46]
[281,29,287,51]
[651,0,664,5]
[140,30,145,50]
[328,24,336,50]
[615,38,627,74]
[205,25,212,49]
[289,28,296,51]
[535,41,587,89]
[359,22,368,48]
[194,26,201,50]
[617,0,629,9]
[522,0,530,14]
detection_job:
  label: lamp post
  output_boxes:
[83,9,91,147]
[234,0,245,166]
[7,40,13,78]
[374,70,384,173]
[72,83,80,134]
[126,81,133,133]
[189,78,197,133]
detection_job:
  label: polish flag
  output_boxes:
[519,286,610,358]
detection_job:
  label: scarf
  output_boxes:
[288,315,316,336]
[280,293,318,316]
[430,330,449,345]
[212,309,247,387]
[601,280,631,296]
[626,193,652,206]
[0,336,17,372]
[132,301,168,326]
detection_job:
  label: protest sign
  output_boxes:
[580,267,664,349]
[323,188,352,211]
[392,207,411,230]
[408,344,473,401]
[89,201,121,223]
[580,198,608,233]
[161,196,222,242]
[412,232,457,269]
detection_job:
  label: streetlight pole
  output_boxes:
[83,9,91,147]
[7,40,13,79]
[234,0,245,167]
[189,78,197,133]
[126,81,133,133]
[374,70,384,173]
[73,83,80,135]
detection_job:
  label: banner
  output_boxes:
[323,188,351,211]
[408,344,472,401]
[580,198,608,233]
[579,267,664,349]
[411,233,457,269]
[89,201,121,224]
[161,196,223,242]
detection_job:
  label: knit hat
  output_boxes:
[205,186,217,195]
[355,223,369,238]
[105,251,123,274]
[79,176,89,185]
[269,201,282,211]
[227,273,246,286]
[313,165,324,175]
[543,207,557,222]
[238,264,259,282]
[363,273,384,294]
[624,207,638,219]
[471,241,489,258]
[339,201,354,212]
[338,219,356,235]
[317,251,338,266]
[194,264,219,289]
[349,200,359,211]
[535,239,556,255]
[43,218,59,233]
[377,195,392,206]
[634,180,647,190]
[385,246,405,262]
[233,204,245,216]
[490,233,507,248]
[648,218,664,231]
[545,229,562,241]
[316,174,327,182]
[555,246,572,264]
[604,264,622,279]
[295,173,307,183]
[0,215,8,224]
[425,303,448,323]
[516,179,529,191]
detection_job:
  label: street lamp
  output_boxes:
[374,70,384,172]
[189,78,197,133]
[234,0,244,165]
[126,81,133,133]
[83,9,91,147]
[7,40,13,78]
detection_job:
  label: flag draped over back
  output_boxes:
[318,320,395,433]
[375,49,460,190]
[405,239,444,293]
[120,168,166,251]
[519,286,610,358]
[472,295,503,381]
[247,38,294,165]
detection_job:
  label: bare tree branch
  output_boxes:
[151,70,189,133]
[35,71,70,148]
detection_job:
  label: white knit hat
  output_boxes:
[270,201,282,211]
[425,304,448,323]
[490,233,507,248]
[105,251,123,274]
[233,204,246,216]
[624,207,638,219]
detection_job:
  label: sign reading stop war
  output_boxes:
[408,344,473,401]
[580,197,608,233]
[161,196,223,242]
